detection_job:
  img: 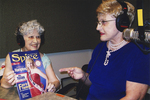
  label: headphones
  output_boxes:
[16,28,45,48]
[116,1,130,32]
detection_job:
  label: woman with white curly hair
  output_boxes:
[1,20,60,93]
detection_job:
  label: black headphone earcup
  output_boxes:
[16,35,25,48]
[116,14,130,32]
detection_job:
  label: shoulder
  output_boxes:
[12,49,21,52]
[41,53,51,69]
[39,52,50,62]
[39,52,50,60]
[39,52,44,58]
[41,53,49,60]
[41,53,50,63]
[126,42,150,56]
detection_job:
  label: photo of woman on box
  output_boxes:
[1,20,60,93]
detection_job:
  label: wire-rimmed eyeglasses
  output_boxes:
[97,20,115,26]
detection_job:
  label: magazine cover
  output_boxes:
[9,50,48,100]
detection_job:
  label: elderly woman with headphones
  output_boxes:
[1,20,60,93]
[59,0,150,100]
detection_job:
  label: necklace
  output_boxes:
[104,40,128,66]
[109,40,127,50]
[104,49,113,66]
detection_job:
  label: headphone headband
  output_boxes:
[117,1,128,13]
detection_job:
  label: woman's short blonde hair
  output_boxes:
[16,20,44,36]
[96,0,135,25]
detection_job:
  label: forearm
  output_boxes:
[120,96,136,100]
[1,77,13,88]
[50,80,60,90]
[120,91,147,100]
[120,95,144,100]
[81,72,91,86]
[1,54,15,88]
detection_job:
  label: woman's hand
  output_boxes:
[3,71,16,86]
[1,54,16,88]
[59,67,84,80]
[47,83,56,92]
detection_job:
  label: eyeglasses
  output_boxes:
[97,20,115,26]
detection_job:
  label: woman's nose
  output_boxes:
[96,24,102,31]
[33,37,38,42]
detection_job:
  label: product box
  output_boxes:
[9,50,47,100]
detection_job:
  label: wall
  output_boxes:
[49,49,92,97]
[47,49,92,79]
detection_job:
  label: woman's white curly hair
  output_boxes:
[16,20,44,36]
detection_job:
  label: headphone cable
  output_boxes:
[76,42,105,99]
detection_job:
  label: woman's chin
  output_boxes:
[100,38,107,42]
[30,47,39,51]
